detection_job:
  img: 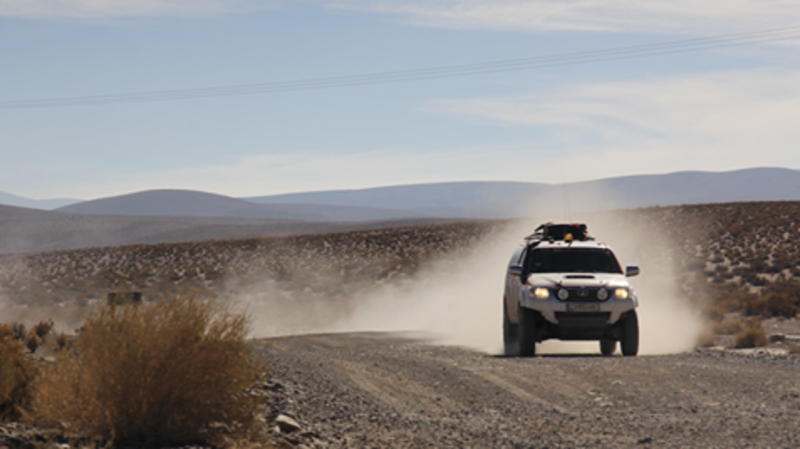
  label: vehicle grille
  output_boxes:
[560,287,607,301]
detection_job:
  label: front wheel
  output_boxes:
[621,311,639,356]
[600,338,616,356]
[503,303,519,356]
[518,307,537,357]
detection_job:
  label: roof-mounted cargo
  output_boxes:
[524,223,594,246]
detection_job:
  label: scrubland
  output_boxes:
[0,222,497,316]
[1,202,800,446]
[653,201,800,317]
[1,297,261,447]
[2,202,799,326]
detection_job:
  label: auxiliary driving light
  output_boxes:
[557,288,569,300]
[614,288,630,300]
[532,287,550,299]
[597,288,609,300]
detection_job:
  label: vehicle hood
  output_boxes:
[526,273,630,288]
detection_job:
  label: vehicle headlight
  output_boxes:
[614,288,630,300]
[597,288,609,300]
[557,288,569,301]
[532,287,550,299]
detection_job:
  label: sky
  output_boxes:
[2,0,800,200]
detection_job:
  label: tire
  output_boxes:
[518,307,537,357]
[503,303,519,356]
[600,338,616,356]
[621,310,639,356]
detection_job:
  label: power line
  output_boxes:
[2,25,799,110]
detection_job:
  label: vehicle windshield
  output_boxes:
[525,248,622,274]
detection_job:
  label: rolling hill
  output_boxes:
[246,167,800,217]
[0,191,78,210]
[0,204,452,254]
[57,189,428,222]
[7,167,800,220]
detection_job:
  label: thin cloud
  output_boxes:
[0,0,275,19]
[330,0,800,34]
[23,70,800,198]
[430,68,800,180]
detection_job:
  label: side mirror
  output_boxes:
[508,266,522,277]
[625,266,640,277]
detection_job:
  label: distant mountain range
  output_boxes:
[245,167,800,218]
[0,191,78,210]
[1,167,799,253]
[1,167,799,223]
[57,190,428,222]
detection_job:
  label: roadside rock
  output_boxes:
[275,414,302,433]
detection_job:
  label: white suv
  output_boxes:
[503,223,640,356]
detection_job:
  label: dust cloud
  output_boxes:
[242,225,520,353]
[244,205,704,356]
[586,215,705,355]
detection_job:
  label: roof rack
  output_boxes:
[524,222,594,246]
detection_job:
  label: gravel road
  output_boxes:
[260,333,800,448]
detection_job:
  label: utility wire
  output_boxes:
[2,25,799,110]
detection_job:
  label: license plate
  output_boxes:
[567,303,600,312]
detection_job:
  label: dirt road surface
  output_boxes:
[260,333,800,448]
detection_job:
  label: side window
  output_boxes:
[519,247,534,281]
[509,246,524,267]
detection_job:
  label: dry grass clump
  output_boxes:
[0,335,37,421]
[0,320,55,355]
[25,319,54,354]
[733,318,769,349]
[703,284,757,319]
[788,345,800,355]
[54,332,70,351]
[32,297,261,446]
[741,280,800,318]
[711,317,746,335]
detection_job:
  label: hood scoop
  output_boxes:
[565,275,595,279]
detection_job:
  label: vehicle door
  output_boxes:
[506,245,527,322]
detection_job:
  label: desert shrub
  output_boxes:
[712,317,745,335]
[0,337,38,421]
[24,319,54,354]
[742,280,800,318]
[705,284,756,317]
[54,332,70,352]
[32,296,261,446]
[788,345,800,355]
[25,334,42,354]
[733,318,768,348]
[704,304,725,322]
[0,324,13,341]
[12,323,26,341]
[749,274,767,287]
[31,319,54,340]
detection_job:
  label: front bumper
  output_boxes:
[520,294,636,325]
